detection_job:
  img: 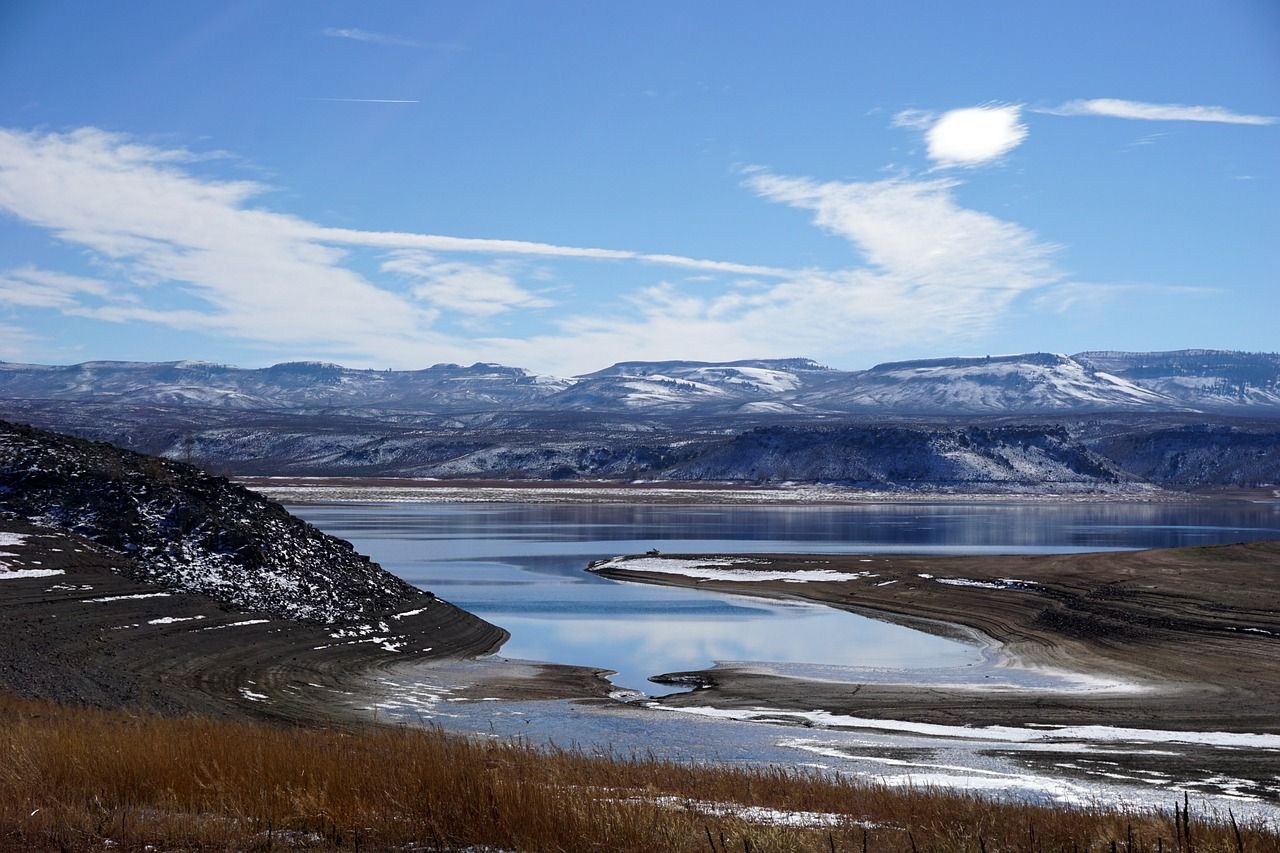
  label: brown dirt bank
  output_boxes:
[0,516,609,724]
[593,540,1280,732]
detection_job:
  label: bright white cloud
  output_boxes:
[1045,98,1276,126]
[924,105,1028,167]
[383,252,552,316]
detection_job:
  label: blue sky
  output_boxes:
[0,0,1276,375]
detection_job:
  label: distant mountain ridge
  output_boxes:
[1,349,1278,415]
[0,359,570,412]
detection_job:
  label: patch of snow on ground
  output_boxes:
[933,577,1039,590]
[641,795,856,828]
[239,687,268,702]
[146,615,206,625]
[593,556,872,583]
[653,705,1280,749]
[0,567,64,579]
[196,619,270,631]
[0,533,28,546]
[87,592,172,603]
[875,772,1092,804]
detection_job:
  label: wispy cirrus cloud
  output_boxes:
[743,169,1058,292]
[310,227,789,276]
[0,127,431,357]
[306,97,420,105]
[1032,281,1220,313]
[0,126,1072,373]
[0,321,39,359]
[1041,98,1276,126]
[322,27,422,48]
[0,266,115,309]
[483,171,1071,373]
[383,252,553,317]
[0,127,789,368]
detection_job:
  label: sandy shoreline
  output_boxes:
[240,475,1192,505]
[591,541,1280,734]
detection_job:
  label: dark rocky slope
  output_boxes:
[1086,424,1280,488]
[0,516,507,720]
[1,419,416,622]
[0,421,511,719]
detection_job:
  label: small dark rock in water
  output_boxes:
[0,419,422,623]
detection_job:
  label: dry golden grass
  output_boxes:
[0,693,1275,852]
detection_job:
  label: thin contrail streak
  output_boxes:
[307,97,420,104]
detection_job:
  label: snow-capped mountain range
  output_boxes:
[2,350,1278,415]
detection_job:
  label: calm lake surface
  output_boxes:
[292,500,1280,693]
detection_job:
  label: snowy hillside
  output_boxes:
[1074,350,1280,411]
[802,353,1179,414]
[552,358,828,412]
[0,359,570,412]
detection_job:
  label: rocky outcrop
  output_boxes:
[663,424,1143,492]
[0,420,422,622]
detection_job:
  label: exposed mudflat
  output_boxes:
[0,516,567,724]
[592,540,1280,733]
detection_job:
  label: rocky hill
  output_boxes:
[0,419,422,622]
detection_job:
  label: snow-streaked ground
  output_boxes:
[0,531,66,579]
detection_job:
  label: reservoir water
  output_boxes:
[292,500,1280,693]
